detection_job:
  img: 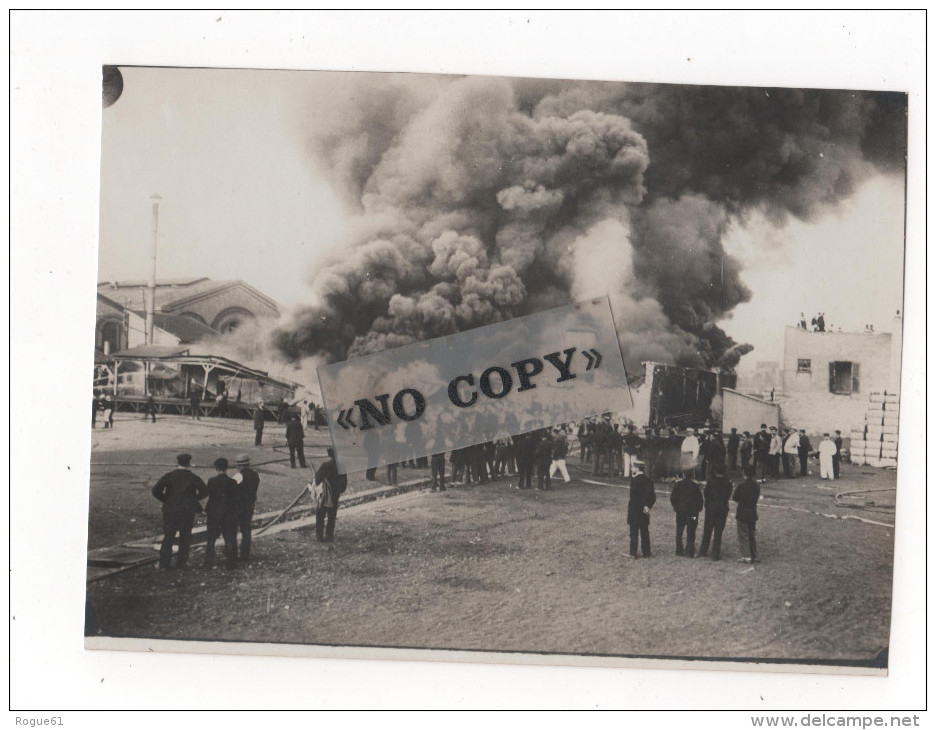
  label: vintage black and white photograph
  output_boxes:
[79,60,911,673]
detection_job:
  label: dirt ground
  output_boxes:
[86,416,895,664]
[87,413,426,548]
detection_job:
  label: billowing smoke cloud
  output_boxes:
[275,75,906,373]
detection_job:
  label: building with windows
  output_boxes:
[96,277,280,343]
[95,292,183,354]
[780,315,902,433]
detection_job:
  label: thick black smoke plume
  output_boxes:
[274,76,906,372]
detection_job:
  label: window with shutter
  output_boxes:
[829,361,855,395]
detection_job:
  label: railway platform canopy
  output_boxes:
[93,344,301,419]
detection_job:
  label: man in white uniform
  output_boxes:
[818,433,838,480]
[681,428,700,474]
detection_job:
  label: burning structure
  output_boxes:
[273,76,906,378]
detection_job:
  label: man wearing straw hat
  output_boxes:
[232,454,260,562]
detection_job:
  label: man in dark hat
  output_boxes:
[739,431,753,473]
[753,424,771,480]
[627,464,656,558]
[515,432,536,489]
[797,429,813,476]
[311,447,348,542]
[833,430,843,478]
[705,429,727,482]
[285,414,306,469]
[430,451,447,491]
[151,453,207,569]
[253,401,265,446]
[204,457,239,569]
[670,470,704,557]
[698,464,733,561]
[733,467,761,563]
[190,387,201,420]
[726,427,740,471]
[233,454,260,562]
[534,431,554,490]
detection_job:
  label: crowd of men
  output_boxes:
[571,417,844,483]
[148,412,843,571]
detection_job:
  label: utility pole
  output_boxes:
[146,194,161,345]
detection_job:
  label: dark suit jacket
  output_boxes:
[627,475,657,526]
[152,468,206,515]
[704,476,734,515]
[670,477,704,516]
[727,433,741,453]
[286,420,304,445]
[237,467,260,510]
[753,431,771,455]
[205,473,238,522]
[533,438,554,466]
[315,459,348,507]
[798,436,813,456]
[732,478,761,523]
[707,437,727,465]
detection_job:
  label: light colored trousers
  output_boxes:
[549,459,570,482]
[622,453,637,477]
[819,454,835,479]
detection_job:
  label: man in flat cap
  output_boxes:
[152,453,206,569]
[204,457,239,568]
[285,414,306,469]
[670,469,704,557]
[753,424,771,480]
[698,463,733,561]
[232,454,260,562]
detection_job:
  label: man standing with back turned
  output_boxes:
[253,401,265,446]
[233,454,260,562]
[733,467,761,564]
[670,470,704,557]
[151,453,206,570]
[699,464,733,561]
[627,464,656,559]
[204,457,239,569]
[286,414,306,469]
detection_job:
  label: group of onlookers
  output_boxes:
[575,416,845,484]
[737,424,842,481]
[423,429,573,492]
[628,462,762,564]
[151,452,260,570]
[92,393,115,429]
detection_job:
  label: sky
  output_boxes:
[98,66,907,369]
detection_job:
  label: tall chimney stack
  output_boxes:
[146,194,161,345]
